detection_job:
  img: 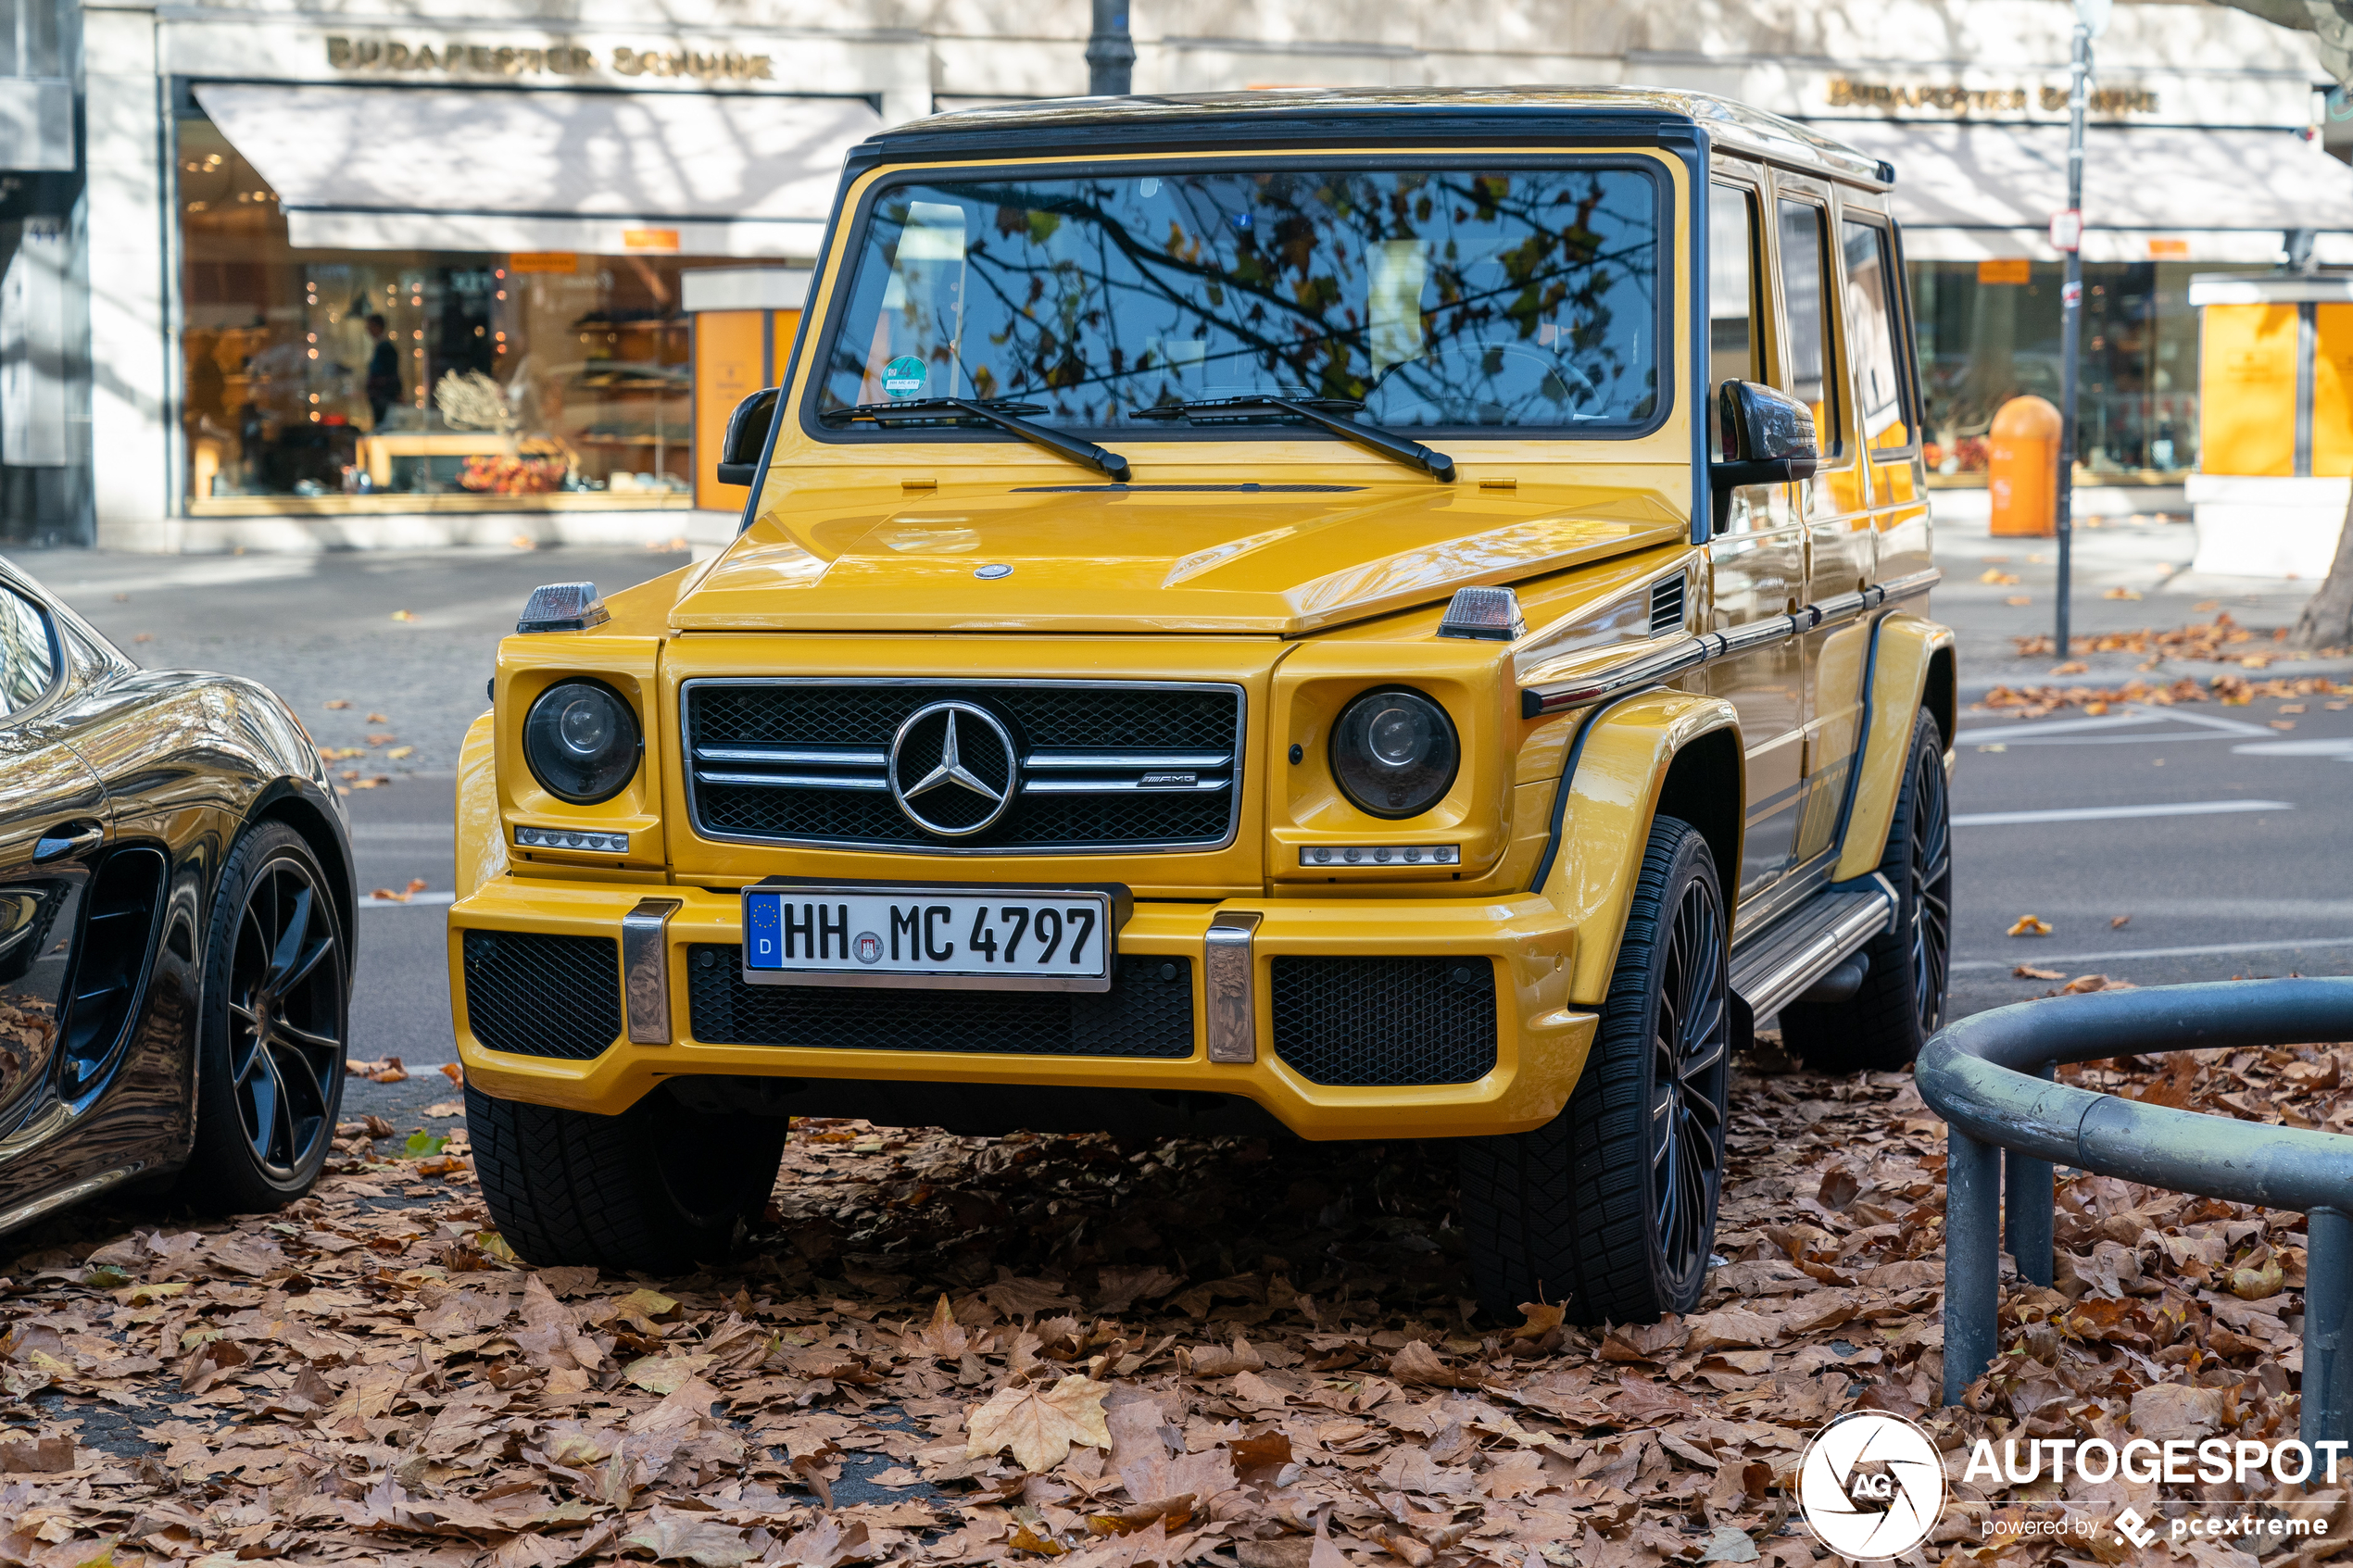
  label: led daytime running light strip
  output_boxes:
[516,825,629,854]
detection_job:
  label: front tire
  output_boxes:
[181,822,351,1212]
[1458,815,1731,1324]
[1780,709,1952,1073]
[468,1082,787,1272]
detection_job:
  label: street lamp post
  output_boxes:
[2054,0,2107,661]
[1087,0,1134,96]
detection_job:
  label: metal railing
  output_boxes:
[1917,978,2353,1443]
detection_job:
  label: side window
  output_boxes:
[1775,198,1841,458]
[0,588,56,715]
[1707,183,1760,462]
[1841,219,1914,450]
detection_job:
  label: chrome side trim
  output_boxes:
[1520,568,1939,719]
[1021,777,1231,796]
[695,746,889,767]
[623,897,682,1044]
[0,1161,145,1241]
[1203,910,1262,1063]
[1022,751,1232,771]
[698,771,893,791]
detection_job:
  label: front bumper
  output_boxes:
[449,876,1594,1140]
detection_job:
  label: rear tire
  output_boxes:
[468,1081,786,1272]
[1780,709,1952,1073]
[1458,815,1730,1325]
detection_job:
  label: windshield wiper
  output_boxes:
[1132,395,1455,483]
[819,396,1131,483]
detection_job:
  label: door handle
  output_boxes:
[32,822,104,863]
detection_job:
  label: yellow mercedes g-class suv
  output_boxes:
[451,87,1954,1325]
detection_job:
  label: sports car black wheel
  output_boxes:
[182,822,349,1210]
[1459,815,1731,1323]
[1781,709,1952,1072]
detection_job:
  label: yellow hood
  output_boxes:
[673,481,1688,636]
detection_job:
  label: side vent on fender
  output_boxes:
[1649,575,1687,637]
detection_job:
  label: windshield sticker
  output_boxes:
[881,355,927,399]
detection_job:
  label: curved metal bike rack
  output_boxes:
[1916,977,2353,1442]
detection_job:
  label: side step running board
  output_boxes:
[1730,873,1899,1022]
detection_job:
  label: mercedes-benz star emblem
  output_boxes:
[888,701,1017,837]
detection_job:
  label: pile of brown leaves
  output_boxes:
[2007,614,2327,665]
[1975,672,2353,720]
[1,1043,2347,1568]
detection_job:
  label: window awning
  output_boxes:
[192,84,881,259]
[1812,120,2353,264]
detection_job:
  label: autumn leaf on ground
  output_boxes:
[387,746,415,760]
[1390,1337,1490,1388]
[2007,914,2053,937]
[964,1373,1112,1472]
[422,1098,465,1118]
[369,886,411,903]
[2013,964,2065,980]
[1980,569,2020,585]
[2113,914,2133,929]
[2006,595,2032,607]
[404,878,429,895]
[0,1435,75,1473]
[370,1056,409,1083]
[2061,974,2132,994]
[2106,586,2144,600]
[391,609,416,621]
[623,1510,760,1568]
[324,698,351,709]
[404,1130,449,1158]
[441,1061,464,1085]
[1511,1299,1566,1339]
[913,1294,982,1359]
[2233,1255,2285,1300]
[366,711,390,722]
[366,733,397,746]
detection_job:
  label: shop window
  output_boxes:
[174,107,734,514]
[1775,199,1840,456]
[1909,257,2259,482]
[1841,220,1913,450]
[1708,182,1759,461]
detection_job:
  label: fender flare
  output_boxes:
[1831,613,1957,884]
[1533,689,1746,1006]
[455,709,509,898]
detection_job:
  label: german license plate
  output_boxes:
[741,884,1114,991]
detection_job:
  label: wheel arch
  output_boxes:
[246,782,357,952]
[1833,613,1957,884]
[1534,689,1744,1007]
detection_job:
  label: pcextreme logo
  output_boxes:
[1797,1411,1948,1561]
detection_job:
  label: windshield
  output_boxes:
[812,162,1666,435]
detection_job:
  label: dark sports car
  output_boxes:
[0,555,354,1236]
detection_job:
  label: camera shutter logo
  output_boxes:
[1796,1411,1947,1561]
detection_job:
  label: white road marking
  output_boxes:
[360,890,458,909]
[1952,799,2292,827]
[2233,737,2353,759]
[1954,935,2353,971]
[1955,711,2169,743]
[349,822,457,841]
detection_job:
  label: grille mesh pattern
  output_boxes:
[688,945,1195,1057]
[461,931,623,1061]
[687,684,1240,850]
[1270,957,1499,1086]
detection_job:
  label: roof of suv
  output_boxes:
[863,86,1890,190]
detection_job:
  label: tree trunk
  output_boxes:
[2290,484,2353,650]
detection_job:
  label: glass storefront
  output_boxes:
[176,105,729,512]
[1909,257,2266,483]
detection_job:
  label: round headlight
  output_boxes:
[523,680,641,804]
[1330,687,1459,820]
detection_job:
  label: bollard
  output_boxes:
[1944,1126,2004,1406]
[2005,1061,2057,1287]
[1988,395,2061,538]
[2308,1208,2353,1447]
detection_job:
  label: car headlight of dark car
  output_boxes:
[522,680,641,804]
[1329,687,1458,819]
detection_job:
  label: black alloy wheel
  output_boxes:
[1905,734,1954,1040]
[182,822,350,1210]
[1652,865,1730,1290]
[1458,816,1732,1324]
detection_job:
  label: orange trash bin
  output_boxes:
[1987,395,2062,537]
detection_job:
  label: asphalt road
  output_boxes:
[7,529,2348,1090]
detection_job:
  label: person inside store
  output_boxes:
[364,314,400,428]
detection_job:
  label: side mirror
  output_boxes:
[716,386,781,487]
[1708,380,1820,531]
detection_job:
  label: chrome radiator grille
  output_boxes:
[683,681,1244,853]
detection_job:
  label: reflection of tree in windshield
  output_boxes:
[818,166,1660,432]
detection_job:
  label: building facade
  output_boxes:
[7,0,2339,550]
